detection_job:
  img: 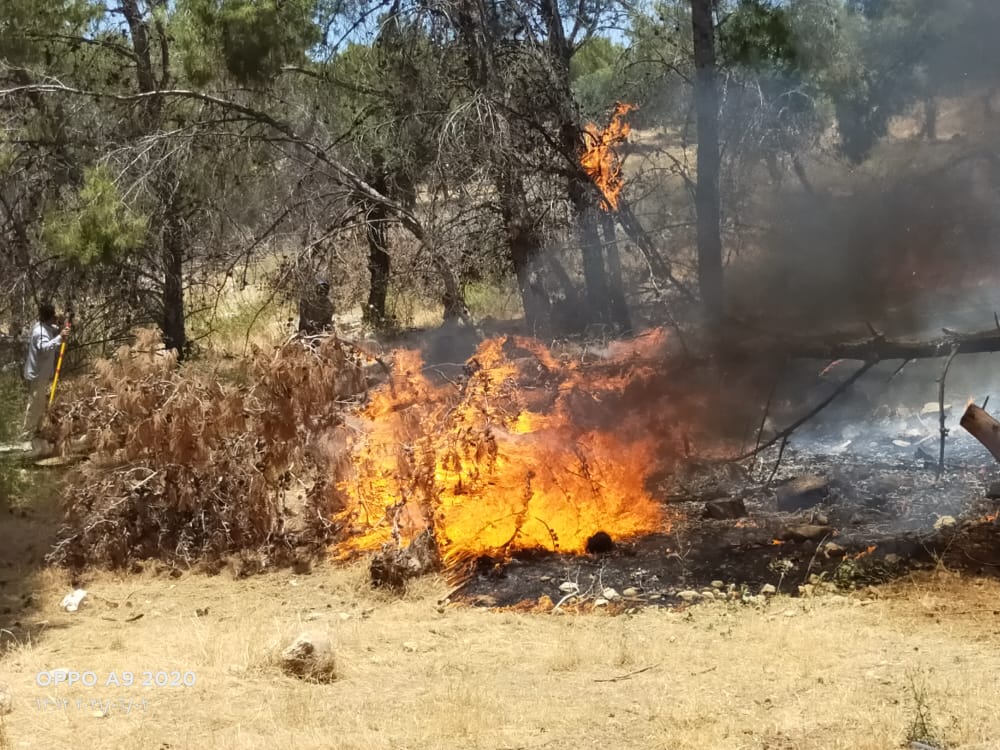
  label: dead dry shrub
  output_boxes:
[46,329,373,569]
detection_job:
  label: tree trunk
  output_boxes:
[601,213,632,334]
[363,168,392,326]
[160,187,186,356]
[691,0,724,327]
[498,173,551,331]
[539,0,612,329]
[577,202,611,327]
[365,203,391,326]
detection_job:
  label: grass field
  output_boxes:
[2,544,1000,750]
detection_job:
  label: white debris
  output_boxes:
[933,515,957,531]
[760,584,777,596]
[601,587,620,601]
[60,589,87,612]
[558,581,579,593]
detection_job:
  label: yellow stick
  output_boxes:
[48,338,68,406]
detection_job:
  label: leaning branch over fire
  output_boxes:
[759,326,1000,362]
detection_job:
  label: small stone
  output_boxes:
[60,588,87,613]
[783,524,835,543]
[280,631,335,682]
[594,597,609,607]
[884,553,902,565]
[933,515,957,531]
[711,580,725,589]
[539,575,552,582]
[703,497,747,520]
[602,587,620,601]
[648,593,661,601]
[559,581,579,593]
[677,590,701,603]
[783,609,798,618]
[700,590,716,600]
[760,584,777,596]
[0,682,11,715]
[822,542,846,558]
[798,584,815,597]
[622,587,639,597]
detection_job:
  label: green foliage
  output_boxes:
[719,0,798,70]
[176,0,321,85]
[0,0,97,64]
[43,166,148,266]
[571,37,625,120]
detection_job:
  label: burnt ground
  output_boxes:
[452,401,1000,608]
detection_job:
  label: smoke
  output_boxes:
[726,0,1000,339]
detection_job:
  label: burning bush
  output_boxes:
[332,329,696,572]
[47,329,372,569]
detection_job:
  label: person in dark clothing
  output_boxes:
[298,278,334,335]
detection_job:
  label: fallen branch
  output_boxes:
[758,326,1000,362]
[594,664,660,683]
[738,359,878,460]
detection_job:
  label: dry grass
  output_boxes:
[1,561,1000,750]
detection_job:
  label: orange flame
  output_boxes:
[581,102,637,211]
[849,545,877,560]
[771,539,785,546]
[981,510,999,524]
[334,331,676,568]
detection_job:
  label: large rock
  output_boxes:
[280,631,336,682]
[776,475,830,512]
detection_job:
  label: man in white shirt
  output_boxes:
[22,302,70,439]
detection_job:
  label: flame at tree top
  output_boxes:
[581,102,637,211]
[333,331,681,570]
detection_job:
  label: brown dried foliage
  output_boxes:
[47,329,372,569]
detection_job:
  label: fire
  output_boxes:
[981,510,999,524]
[334,331,677,569]
[581,102,637,211]
[848,545,877,560]
[771,539,785,546]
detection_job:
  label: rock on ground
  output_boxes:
[280,631,336,682]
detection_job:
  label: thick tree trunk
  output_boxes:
[691,0,724,327]
[363,168,392,326]
[161,191,186,356]
[364,203,391,326]
[498,173,550,331]
[576,202,611,327]
[600,214,632,334]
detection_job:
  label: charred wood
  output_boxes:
[961,404,1000,463]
